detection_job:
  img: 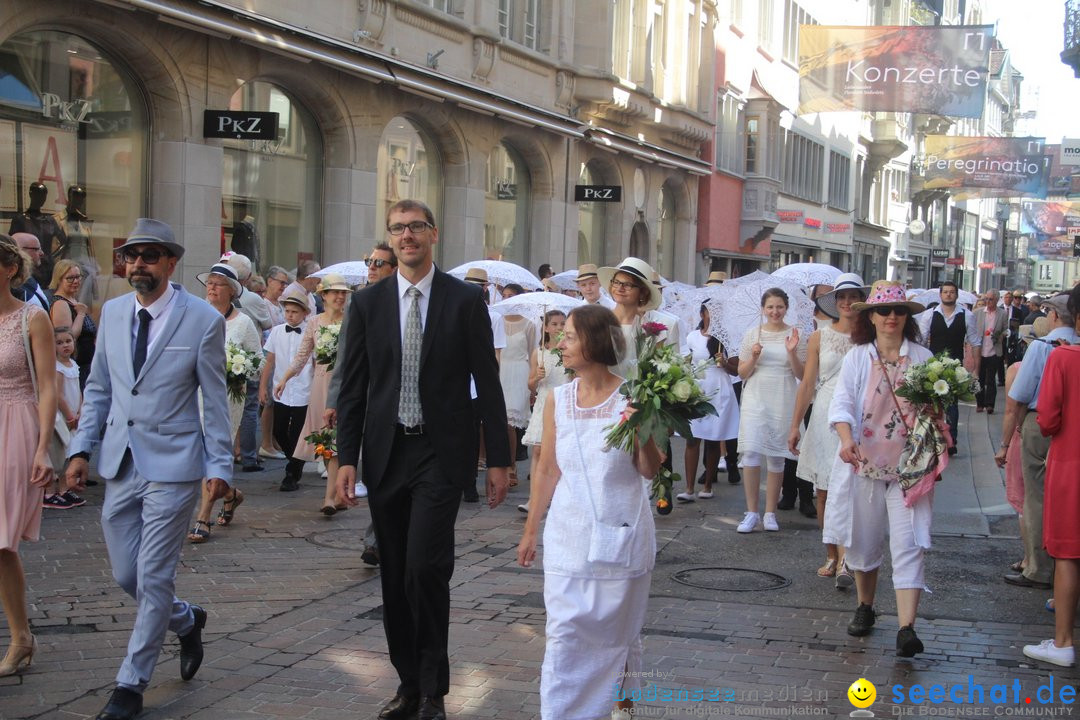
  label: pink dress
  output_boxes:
[0,305,45,550]
[288,315,339,462]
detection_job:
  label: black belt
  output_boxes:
[396,423,426,436]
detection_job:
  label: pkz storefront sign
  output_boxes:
[574,185,622,202]
[203,110,279,140]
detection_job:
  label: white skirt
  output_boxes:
[540,572,651,720]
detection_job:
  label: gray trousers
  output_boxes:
[101,458,202,691]
[1019,413,1053,584]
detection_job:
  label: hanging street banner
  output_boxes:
[1021,200,1080,260]
[798,25,993,117]
[1061,139,1080,166]
[922,136,1049,198]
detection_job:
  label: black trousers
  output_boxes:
[784,404,814,502]
[977,355,1002,410]
[369,430,461,698]
[272,402,308,479]
[724,381,741,481]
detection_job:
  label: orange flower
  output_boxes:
[657,499,669,509]
[315,444,325,454]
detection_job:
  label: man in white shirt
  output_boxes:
[575,263,616,309]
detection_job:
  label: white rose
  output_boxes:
[933,379,950,396]
[672,379,693,402]
[928,361,945,375]
[954,367,969,382]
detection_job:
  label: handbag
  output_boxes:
[568,384,636,567]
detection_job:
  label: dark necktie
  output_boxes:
[285,325,302,334]
[133,309,151,377]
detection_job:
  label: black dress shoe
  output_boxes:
[462,487,479,503]
[361,546,380,566]
[1003,573,1052,589]
[799,499,817,519]
[896,625,925,657]
[96,687,143,720]
[847,603,876,637]
[777,496,796,511]
[179,605,206,680]
[418,695,447,720]
[242,463,263,472]
[378,693,420,719]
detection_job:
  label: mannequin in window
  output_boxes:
[55,185,98,305]
[9,182,66,287]
[231,215,260,272]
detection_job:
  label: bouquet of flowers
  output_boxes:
[604,322,715,506]
[303,426,337,459]
[895,353,980,412]
[315,324,341,370]
[550,331,573,378]
[225,343,262,403]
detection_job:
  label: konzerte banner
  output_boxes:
[923,136,1049,198]
[799,25,993,117]
[1021,200,1080,260]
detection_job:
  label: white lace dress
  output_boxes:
[539,379,655,720]
[522,347,570,446]
[499,317,537,428]
[225,311,262,434]
[683,330,740,441]
[796,325,853,489]
[737,325,807,461]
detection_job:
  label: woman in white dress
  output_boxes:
[677,304,740,502]
[499,283,538,484]
[518,304,663,720]
[189,262,262,542]
[520,310,570,513]
[788,274,867,582]
[736,288,807,533]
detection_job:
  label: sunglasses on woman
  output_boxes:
[872,306,910,317]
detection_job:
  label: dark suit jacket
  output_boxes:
[336,268,511,489]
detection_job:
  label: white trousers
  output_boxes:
[843,478,926,590]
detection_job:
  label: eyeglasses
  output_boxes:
[121,248,166,265]
[872,306,910,317]
[366,258,391,268]
[63,274,82,283]
[268,276,288,286]
[387,221,433,235]
[609,278,639,291]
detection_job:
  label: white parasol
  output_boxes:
[549,269,579,292]
[659,282,704,343]
[909,288,978,308]
[311,261,368,286]
[772,263,844,288]
[448,260,543,290]
[490,291,583,317]
[702,276,815,352]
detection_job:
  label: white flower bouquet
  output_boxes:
[895,353,980,413]
[225,343,263,403]
[314,324,341,371]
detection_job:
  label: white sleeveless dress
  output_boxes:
[521,347,570,446]
[499,317,536,428]
[736,325,807,460]
[796,325,853,489]
[683,330,740,441]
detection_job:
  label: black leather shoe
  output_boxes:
[179,605,206,680]
[242,463,263,472]
[361,546,380,566]
[896,625,925,657]
[418,695,447,720]
[799,499,817,519]
[462,487,479,503]
[1003,573,1052,589]
[378,693,420,719]
[777,496,796,511]
[847,603,876,637]
[96,687,143,720]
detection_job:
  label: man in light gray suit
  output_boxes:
[66,219,233,720]
[972,288,1008,413]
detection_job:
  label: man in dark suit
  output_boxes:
[335,199,511,720]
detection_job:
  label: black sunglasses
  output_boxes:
[120,247,167,265]
[366,258,391,268]
[872,306,910,317]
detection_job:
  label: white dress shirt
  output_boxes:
[396,264,436,342]
[132,282,178,357]
[264,321,313,407]
[916,304,980,348]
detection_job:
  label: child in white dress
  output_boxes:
[519,310,570,513]
[45,326,85,508]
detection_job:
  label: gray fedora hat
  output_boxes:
[116,218,185,259]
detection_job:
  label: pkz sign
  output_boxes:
[203,110,279,140]
[575,185,622,202]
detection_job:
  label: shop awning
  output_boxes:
[586,127,712,176]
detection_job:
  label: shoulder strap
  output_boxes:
[22,305,39,400]
[873,344,911,433]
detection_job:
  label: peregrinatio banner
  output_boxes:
[922,136,1049,198]
[799,25,993,117]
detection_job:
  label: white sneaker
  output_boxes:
[612,710,633,720]
[259,447,286,459]
[1023,639,1075,667]
[354,481,368,498]
[517,502,529,514]
[737,511,760,533]
[676,492,696,502]
[697,491,714,499]
[763,512,780,531]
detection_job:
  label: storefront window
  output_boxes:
[656,185,675,278]
[577,162,602,266]
[222,82,321,274]
[376,116,441,251]
[484,141,530,264]
[0,30,147,306]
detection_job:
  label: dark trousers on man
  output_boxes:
[272,402,308,480]
[945,402,959,450]
[977,355,1002,410]
[369,429,461,699]
[724,381,742,483]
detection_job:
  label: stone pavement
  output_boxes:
[2,401,1076,719]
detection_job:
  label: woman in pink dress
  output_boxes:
[0,234,58,676]
[1024,285,1080,669]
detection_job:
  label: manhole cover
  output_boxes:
[672,567,790,592]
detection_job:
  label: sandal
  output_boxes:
[188,520,211,544]
[217,489,244,526]
[1009,560,1025,573]
[817,559,838,577]
[321,505,338,516]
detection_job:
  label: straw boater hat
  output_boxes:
[815,273,871,320]
[705,271,727,286]
[851,280,925,314]
[116,218,185,259]
[597,257,662,312]
[279,284,311,312]
[575,264,599,283]
[542,278,560,293]
[196,262,243,298]
[1018,317,1050,345]
[317,273,350,293]
[464,267,489,284]
[218,251,252,281]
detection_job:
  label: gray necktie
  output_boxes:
[398,287,423,425]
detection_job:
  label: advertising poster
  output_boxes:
[923,136,1048,197]
[1021,200,1080,260]
[1045,144,1080,196]
[0,120,15,211]
[799,25,993,117]
[19,124,77,213]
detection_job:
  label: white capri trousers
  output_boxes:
[741,451,785,473]
[843,478,926,590]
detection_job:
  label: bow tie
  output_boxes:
[285,325,302,334]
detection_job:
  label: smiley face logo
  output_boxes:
[848,678,876,709]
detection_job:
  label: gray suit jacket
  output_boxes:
[973,306,1008,357]
[71,283,234,484]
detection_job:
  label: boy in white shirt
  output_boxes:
[259,286,313,491]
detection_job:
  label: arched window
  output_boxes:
[376,116,442,243]
[656,184,676,277]
[484,141,530,264]
[576,161,607,266]
[222,82,322,273]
